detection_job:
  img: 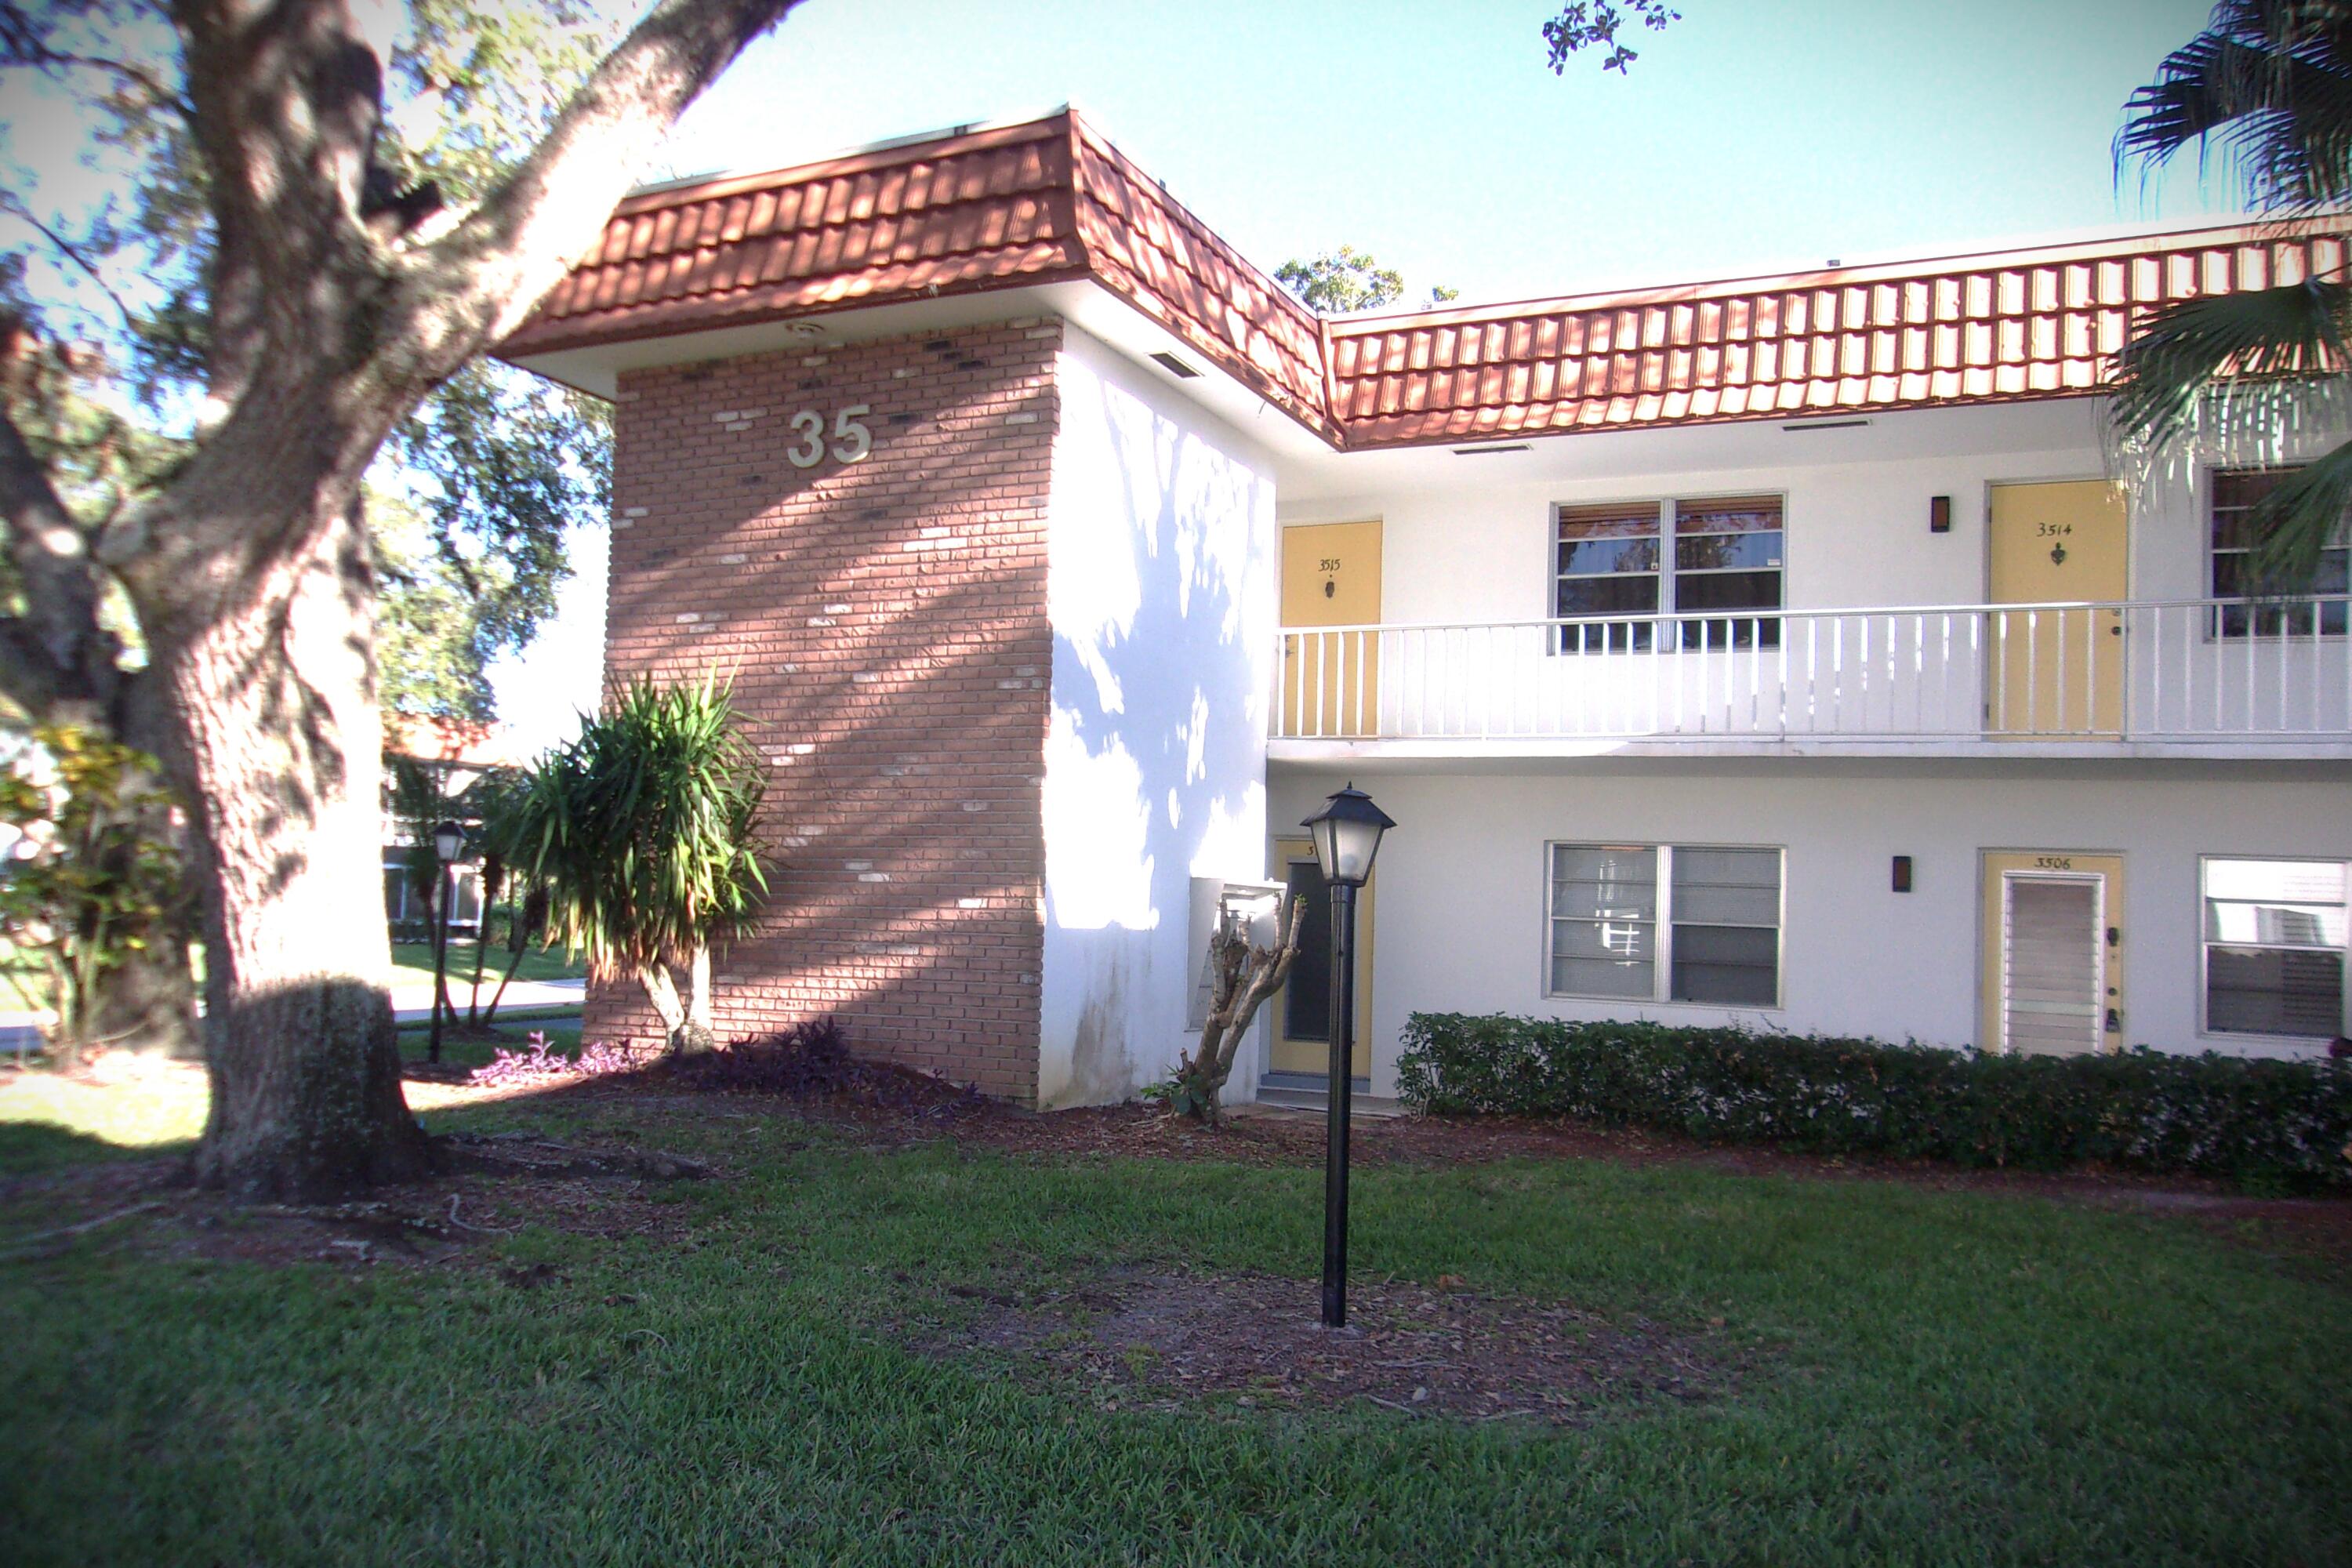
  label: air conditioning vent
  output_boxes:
[1149,350,1200,379]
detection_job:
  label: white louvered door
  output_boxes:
[2002,876,2103,1055]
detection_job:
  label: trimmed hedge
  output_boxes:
[1396,1012,2352,1190]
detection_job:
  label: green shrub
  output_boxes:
[1396,1013,2352,1189]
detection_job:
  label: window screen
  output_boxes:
[1549,844,1657,997]
[1549,844,1781,1007]
[1555,504,1661,652]
[2211,470,2350,637]
[1670,848,1783,1004]
[2203,858,2347,1037]
[1552,496,1785,653]
[1672,497,1784,648]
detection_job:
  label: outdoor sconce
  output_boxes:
[1892,855,1914,893]
[1929,495,1952,534]
[428,820,465,1065]
[1299,782,1396,1330]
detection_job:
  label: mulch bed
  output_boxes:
[903,1264,1750,1426]
[0,1127,721,1274]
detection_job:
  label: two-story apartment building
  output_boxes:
[500,108,2352,1108]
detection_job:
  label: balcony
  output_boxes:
[1272,597,2352,758]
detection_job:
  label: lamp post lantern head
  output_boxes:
[1301,783,1395,889]
[433,819,464,864]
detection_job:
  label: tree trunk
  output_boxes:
[638,951,715,1056]
[167,503,428,1200]
[682,944,715,1054]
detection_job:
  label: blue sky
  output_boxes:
[662,0,2233,305]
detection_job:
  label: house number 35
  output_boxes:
[785,405,873,469]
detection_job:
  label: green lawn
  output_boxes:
[0,1088,2346,1565]
[391,940,585,989]
[394,1015,583,1071]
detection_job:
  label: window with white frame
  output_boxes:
[1548,843,1782,1006]
[2209,469,2350,637]
[1554,495,1784,652]
[2201,857,2348,1039]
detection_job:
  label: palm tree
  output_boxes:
[502,676,768,1055]
[2114,0,2352,583]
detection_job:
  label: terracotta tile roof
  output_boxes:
[1064,121,1335,441]
[1327,221,2352,446]
[500,116,1094,356]
[501,109,1334,437]
[502,111,2351,452]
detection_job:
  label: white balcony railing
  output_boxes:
[1274,596,2352,747]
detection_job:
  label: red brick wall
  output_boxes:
[590,318,1059,1100]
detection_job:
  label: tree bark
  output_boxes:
[0,0,804,1200]
[170,499,428,1200]
[638,949,716,1057]
[1178,897,1305,1124]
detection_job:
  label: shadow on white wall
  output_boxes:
[1040,329,1277,1105]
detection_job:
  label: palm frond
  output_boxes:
[499,674,767,982]
[2243,433,2352,582]
[2118,1,2352,209]
[2111,278,2352,449]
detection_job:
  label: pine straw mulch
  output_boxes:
[898,1263,1753,1426]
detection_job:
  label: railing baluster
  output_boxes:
[2027,610,2041,734]
[1750,615,1762,733]
[1265,595,2344,750]
[2278,608,2291,733]
[1777,613,1790,736]
[2312,600,2324,735]
[2245,610,2257,734]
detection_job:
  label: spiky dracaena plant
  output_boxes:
[2114,1,2352,584]
[504,676,768,1054]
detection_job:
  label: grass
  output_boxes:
[391,941,585,989]
[0,1080,2347,1563]
[0,1065,207,1174]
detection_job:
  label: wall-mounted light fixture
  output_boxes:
[1892,855,1914,894]
[1929,495,1952,534]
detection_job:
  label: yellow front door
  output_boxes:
[1979,851,2125,1054]
[1267,836,1374,1078]
[1280,521,1382,737]
[1987,481,2129,736]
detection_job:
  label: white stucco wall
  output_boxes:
[1269,761,2352,1093]
[1277,398,2350,628]
[1036,325,1279,1107]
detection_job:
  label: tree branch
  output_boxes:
[0,2,194,117]
[170,0,391,310]
[409,0,804,359]
[0,405,121,723]
[0,194,137,332]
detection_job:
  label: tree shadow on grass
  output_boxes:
[0,1120,183,1178]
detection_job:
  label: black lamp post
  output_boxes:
[427,818,463,1065]
[1300,782,1395,1329]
